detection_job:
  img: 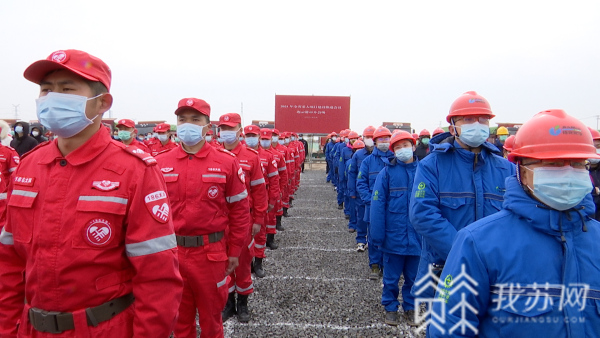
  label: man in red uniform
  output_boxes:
[243,125,279,278]
[156,98,250,338]
[148,122,177,156]
[0,49,183,337]
[0,145,19,227]
[288,132,303,197]
[264,128,287,247]
[273,129,294,220]
[115,118,150,153]
[217,113,267,323]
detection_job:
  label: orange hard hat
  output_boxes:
[588,127,600,140]
[503,135,515,152]
[390,131,416,150]
[373,126,392,140]
[508,109,599,162]
[419,129,431,137]
[432,127,445,136]
[340,129,350,137]
[353,139,365,149]
[447,91,495,123]
[363,126,376,137]
[348,131,359,139]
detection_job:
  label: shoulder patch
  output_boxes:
[122,147,157,166]
[218,148,236,157]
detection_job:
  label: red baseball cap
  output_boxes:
[218,113,242,127]
[24,50,112,90]
[260,128,272,139]
[244,125,260,136]
[175,98,211,116]
[155,123,171,133]
[116,119,135,128]
[272,129,280,136]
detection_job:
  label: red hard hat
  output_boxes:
[411,133,419,139]
[363,126,376,137]
[447,91,495,123]
[353,139,365,149]
[508,109,599,162]
[390,131,416,150]
[348,131,359,139]
[503,135,515,152]
[340,129,350,137]
[331,131,338,137]
[373,126,392,140]
[588,127,600,140]
[432,127,445,136]
[419,129,431,137]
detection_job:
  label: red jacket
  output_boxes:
[127,138,151,153]
[257,147,279,207]
[0,127,183,337]
[268,146,288,203]
[148,139,178,157]
[228,143,267,227]
[155,143,249,258]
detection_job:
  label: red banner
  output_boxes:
[275,95,350,134]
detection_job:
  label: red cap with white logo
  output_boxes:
[244,125,260,136]
[175,98,211,117]
[116,119,135,128]
[218,113,242,127]
[24,49,112,90]
[155,123,171,133]
[260,128,272,139]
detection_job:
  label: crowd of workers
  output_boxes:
[0,49,311,338]
[0,48,598,338]
[325,91,600,336]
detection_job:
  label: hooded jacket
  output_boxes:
[370,156,421,255]
[430,176,600,337]
[409,132,515,298]
[30,126,48,143]
[10,122,38,156]
[0,120,12,147]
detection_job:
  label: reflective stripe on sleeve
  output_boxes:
[254,243,266,249]
[248,238,255,249]
[79,196,128,205]
[0,228,13,245]
[126,234,176,257]
[267,171,278,177]
[226,190,248,203]
[250,178,265,186]
[286,160,294,163]
[266,224,276,229]
[217,276,228,288]
[163,174,178,177]
[12,190,38,198]
[8,168,16,173]
[278,166,287,171]
[0,193,7,200]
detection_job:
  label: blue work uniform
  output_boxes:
[348,147,372,244]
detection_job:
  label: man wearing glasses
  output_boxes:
[430,109,600,336]
[409,91,515,304]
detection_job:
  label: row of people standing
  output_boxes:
[0,49,307,338]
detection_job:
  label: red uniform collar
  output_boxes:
[38,127,111,166]
[174,141,212,159]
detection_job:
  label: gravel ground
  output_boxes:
[223,169,426,338]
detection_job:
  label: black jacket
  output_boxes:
[10,122,39,156]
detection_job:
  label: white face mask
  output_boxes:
[260,139,272,148]
[364,138,374,147]
[157,134,169,142]
[376,143,390,152]
[205,135,213,143]
[35,92,103,138]
[220,130,239,144]
[32,131,39,137]
[245,136,259,148]
[272,136,279,143]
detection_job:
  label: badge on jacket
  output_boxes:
[145,190,170,223]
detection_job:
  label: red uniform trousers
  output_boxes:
[227,229,254,295]
[174,241,229,338]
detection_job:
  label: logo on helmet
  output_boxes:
[468,98,485,104]
[549,125,582,136]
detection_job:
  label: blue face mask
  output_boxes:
[177,123,206,146]
[526,166,592,211]
[395,147,413,162]
[35,92,103,138]
[245,136,259,148]
[456,122,489,147]
[220,130,238,144]
[260,139,272,148]
[118,130,132,141]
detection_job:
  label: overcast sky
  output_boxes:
[1,0,599,134]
